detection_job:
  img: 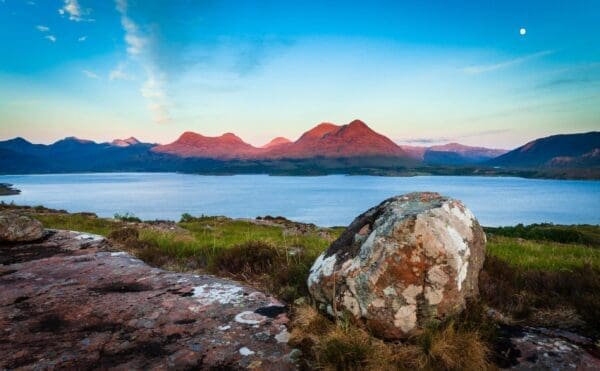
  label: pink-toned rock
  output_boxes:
[0,230,294,370]
[307,192,486,339]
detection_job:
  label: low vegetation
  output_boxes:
[3,201,599,369]
[289,303,492,370]
[485,223,600,247]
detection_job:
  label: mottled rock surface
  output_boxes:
[307,192,486,339]
[0,230,294,370]
[0,212,43,242]
[498,326,600,370]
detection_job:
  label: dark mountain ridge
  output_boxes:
[488,132,600,168]
[0,124,597,179]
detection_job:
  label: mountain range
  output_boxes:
[0,120,598,178]
[151,120,506,164]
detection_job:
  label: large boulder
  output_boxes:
[0,212,44,242]
[307,192,486,339]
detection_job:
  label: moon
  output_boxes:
[520,28,527,36]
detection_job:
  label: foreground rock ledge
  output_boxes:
[0,230,294,370]
[308,192,486,339]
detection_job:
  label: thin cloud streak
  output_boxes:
[82,69,100,79]
[462,50,554,74]
[397,129,511,147]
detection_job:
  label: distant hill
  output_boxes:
[152,132,259,159]
[264,120,413,160]
[111,137,142,147]
[261,137,292,149]
[488,132,600,168]
[399,142,507,165]
[424,143,507,165]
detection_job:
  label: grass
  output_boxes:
[485,223,600,247]
[5,204,600,367]
[487,235,600,270]
[290,304,491,370]
[33,213,122,236]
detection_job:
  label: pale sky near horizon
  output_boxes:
[0,0,599,149]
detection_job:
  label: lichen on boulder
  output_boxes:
[0,212,44,242]
[307,192,486,339]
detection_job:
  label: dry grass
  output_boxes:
[480,255,600,336]
[290,305,492,371]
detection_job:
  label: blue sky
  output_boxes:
[0,0,598,148]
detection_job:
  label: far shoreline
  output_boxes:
[0,169,599,181]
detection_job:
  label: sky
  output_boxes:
[0,0,599,149]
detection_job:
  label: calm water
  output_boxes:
[1,173,598,227]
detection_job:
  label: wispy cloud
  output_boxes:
[536,77,596,89]
[82,69,100,79]
[58,0,93,22]
[399,137,451,145]
[535,63,600,90]
[114,0,170,124]
[45,35,57,43]
[462,50,554,74]
[398,129,511,146]
[36,25,49,32]
[109,63,133,81]
[78,35,87,42]
[464,95,600,123]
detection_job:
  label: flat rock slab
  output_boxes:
[0,230,294,370]
[496,325,600,370]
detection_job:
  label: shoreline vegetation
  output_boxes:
[1,165,599,180]
[0,183,20,196]
[2,201,599,369]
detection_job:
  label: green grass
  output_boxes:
[33,213,121,236]
[179,216,335,252]
[488,235,600,271]
[33,211,598,272]
[485,223,600,246]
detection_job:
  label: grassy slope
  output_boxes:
[5,203,599,369]
[487,236,600,270]
[29,210,598,272]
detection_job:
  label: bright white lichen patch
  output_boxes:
[192,283,244,305]
[445,226,470,291]
[275,327,290,343]
[217,325,231,331]
[342,292,361,317]
[73,232,105,241]
[239,347,255,356]
[402,284,422,305]
[394,305,417,332]
[307,253,337,287]
[110,252,128,257]
[234,311,266,325]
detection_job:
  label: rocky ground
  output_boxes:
[499,325,600,370]
[0,230,296,370]
[1,205,599,370]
